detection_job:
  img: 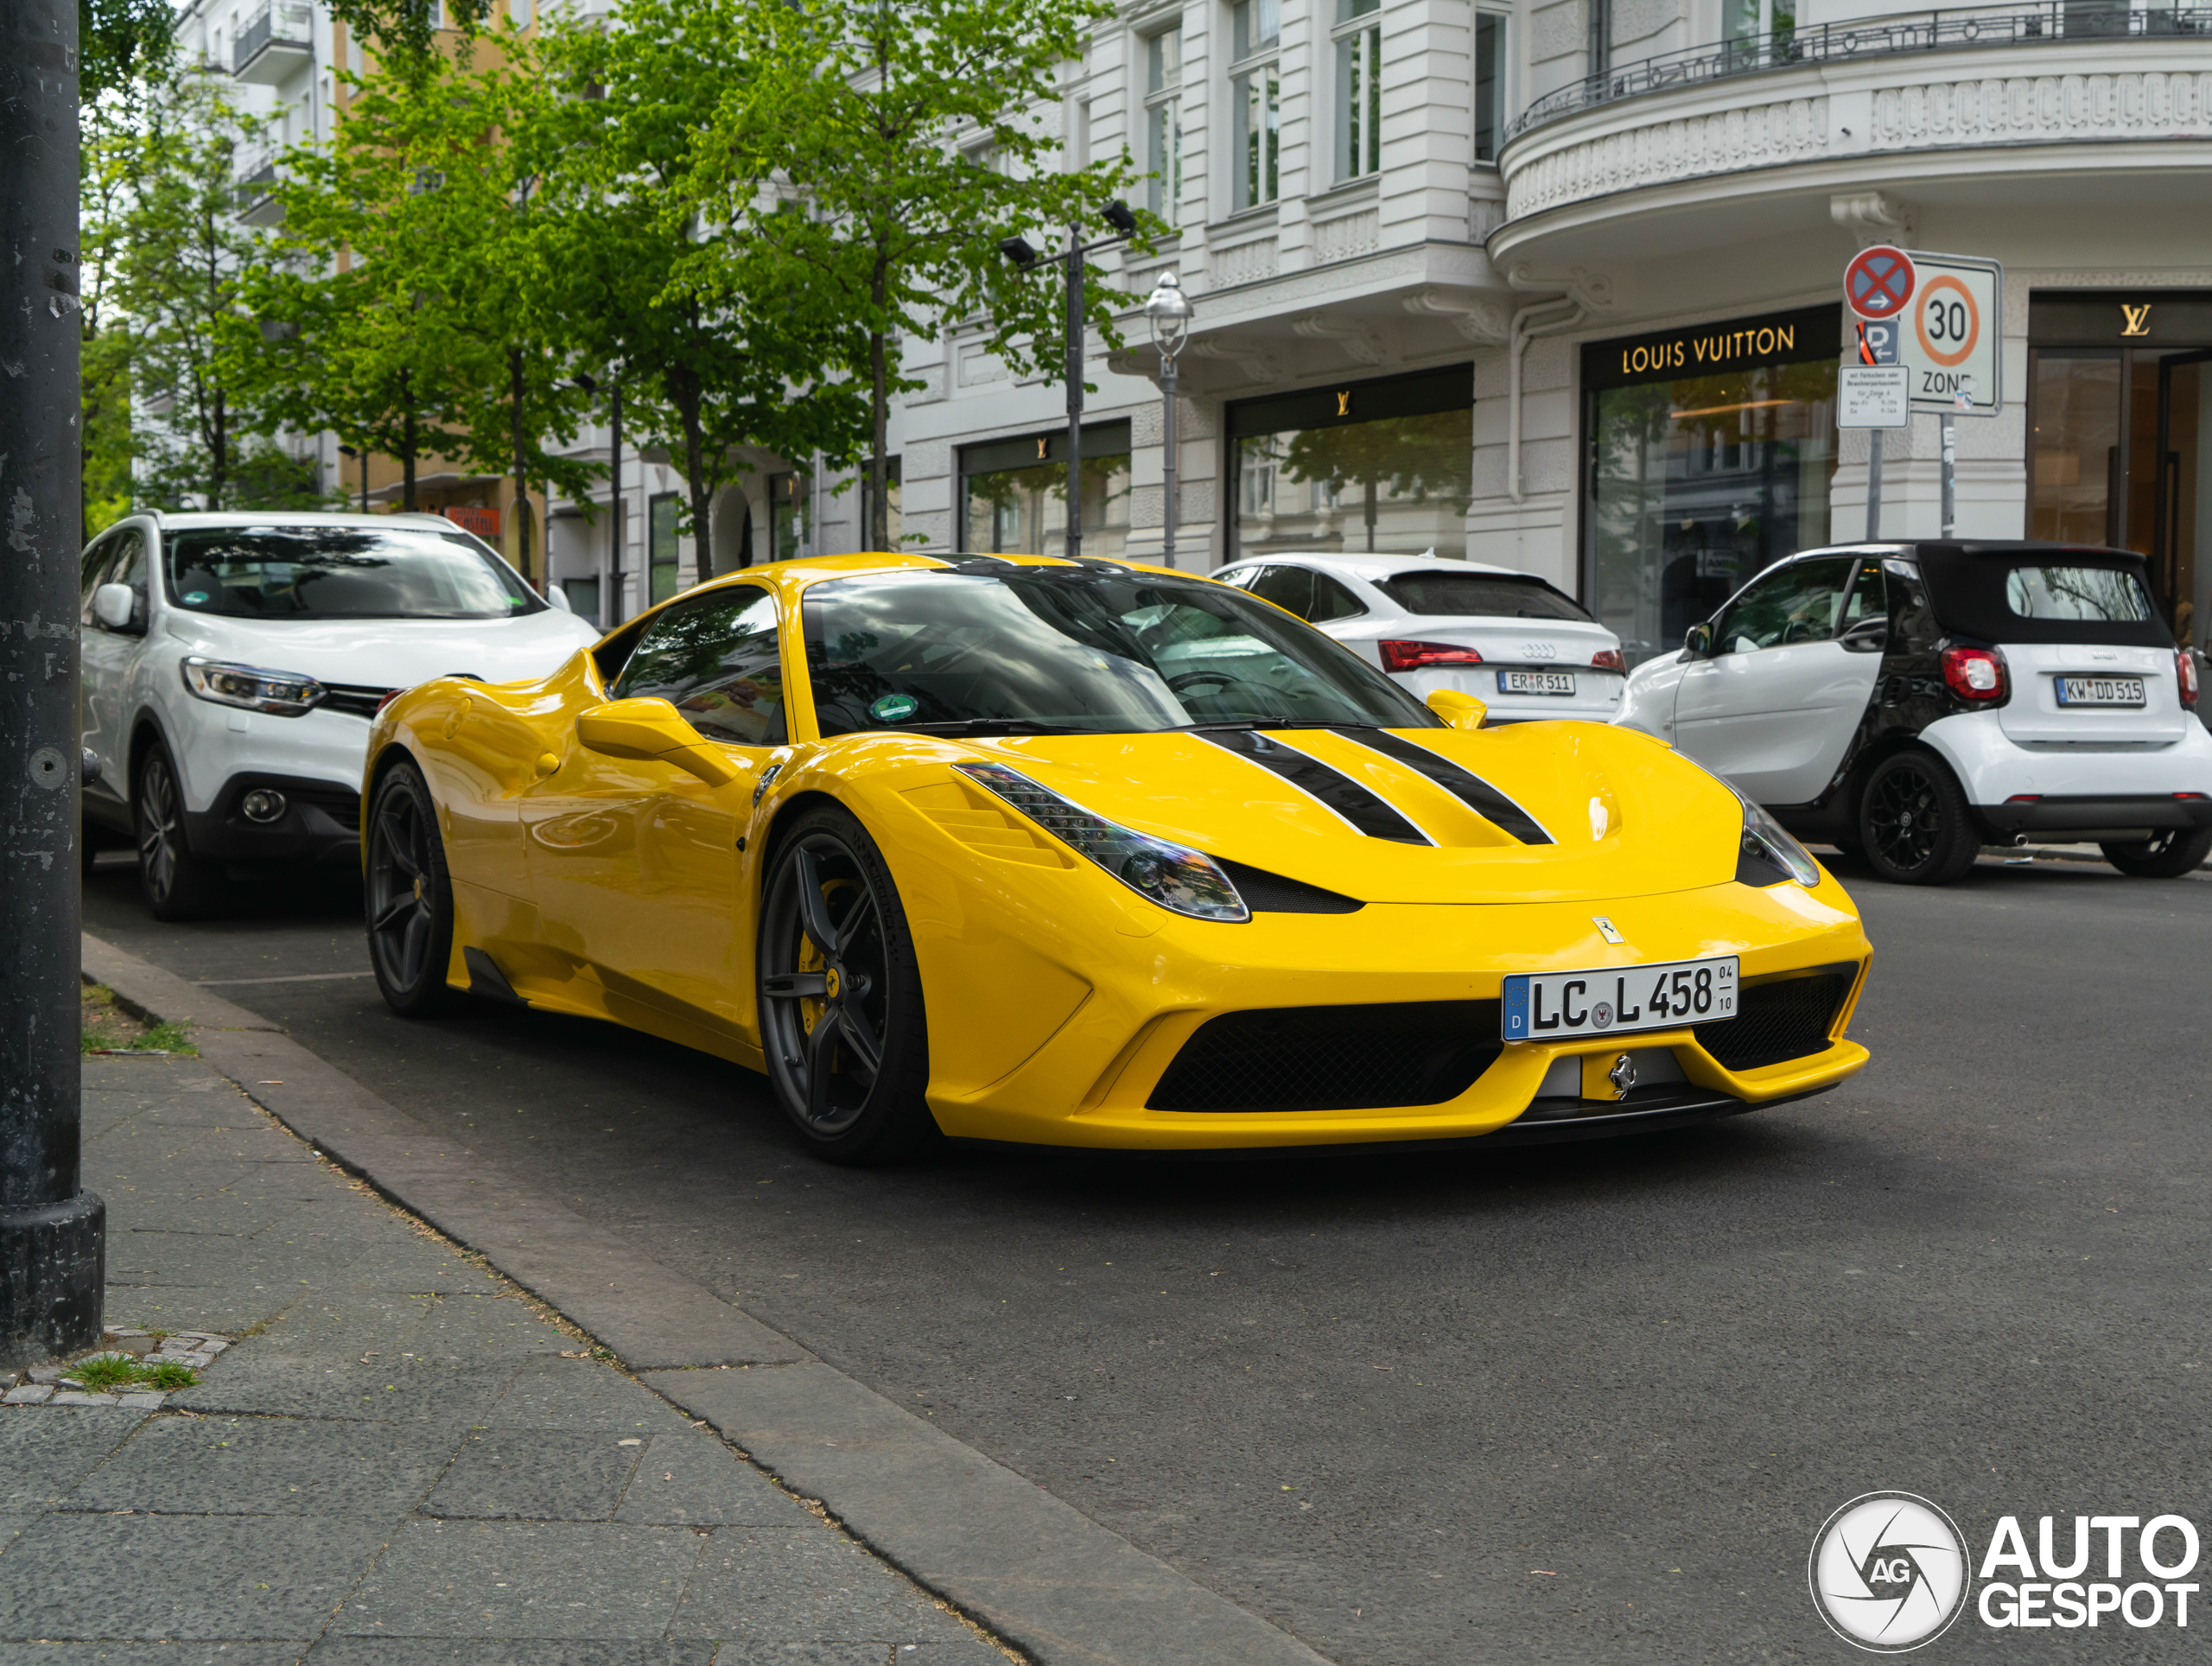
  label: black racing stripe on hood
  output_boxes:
[1198,731,1431,845]
[1332,729,1555,845]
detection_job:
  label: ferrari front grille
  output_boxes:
[1148,1001,1503,1113]
[1694,963,1856,1071]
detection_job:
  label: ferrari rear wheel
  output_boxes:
[757,804,936,1165]
[1858,751,1981,886]
[365,760,460,1016]
[2100,826,2212,878]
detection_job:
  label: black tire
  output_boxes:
[365,760,461,1015]
[1858,751,1982,886]
[134,743,226,920]
[756,804,937,1165]
[2100,826,2212,878]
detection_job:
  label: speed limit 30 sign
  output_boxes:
[1843,248,2002,416]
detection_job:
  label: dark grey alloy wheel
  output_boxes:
[365,762,459,1015]
[2101,825,2212,879]
[134,744,223,920]
[757,807,935,1165]
[1859,751,1981,886]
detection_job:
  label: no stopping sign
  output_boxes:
[1845,246,1916,320]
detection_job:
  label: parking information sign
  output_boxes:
[1839,366,1910,429]
[1869,250,2002,417]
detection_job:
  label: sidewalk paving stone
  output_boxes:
[0,1053,1003,1665]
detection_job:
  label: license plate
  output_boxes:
[1498,670,1577,696]
[2056,675,2145,708]
[1502,956,1738,1041]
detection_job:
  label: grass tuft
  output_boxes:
[68,1351,199,1394]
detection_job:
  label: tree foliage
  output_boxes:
[685,0,1159,551]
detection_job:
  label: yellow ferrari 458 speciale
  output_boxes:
[362,551,1871,1163]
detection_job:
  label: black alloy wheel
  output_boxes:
[1859,751,1981,886]
[756,804,935,1165]
[365,760,459,1015]
[134,744,224,921]
[2101,826,2212,879]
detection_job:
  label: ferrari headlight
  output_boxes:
[180,657,326,717]
[954,761,1249,922]
[1740,793,1821,887]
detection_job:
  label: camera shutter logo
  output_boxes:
[1809,1493,1969,1652]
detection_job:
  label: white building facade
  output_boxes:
[890,0,2212,667]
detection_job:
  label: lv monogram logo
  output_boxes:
[1335,391,1351,416]
[2121,303,2153,337]
[1035,437,1048,459]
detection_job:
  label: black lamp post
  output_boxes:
[999,199,1139,563]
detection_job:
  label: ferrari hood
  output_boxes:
[942,722,1743,905]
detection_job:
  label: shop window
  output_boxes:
[1583,308,1840,665]
[1230,0,1281,212]
[647,493,681,605]
[1335,1,1382,182]
[563,576,601,625]
[1474,13,1506,163]
[1228,368,1473,563]
[1144,26,1182,223]
[958,423,1131,561]
[2029,353,2122,546]
[768,472,810,561]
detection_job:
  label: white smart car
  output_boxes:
[79,511,601,918]
[1211,550,1627,723]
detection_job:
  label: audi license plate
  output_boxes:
[2055,675,2145,708]
[1497,670,1577,696]
[1502,956,1738,1042]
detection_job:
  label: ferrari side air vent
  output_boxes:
[1148,1001,1503,1113]
[1213,858,1363,914]
[901,781,1073,868]
[1695,964,1855,1071]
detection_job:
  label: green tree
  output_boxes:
[79,96,139,533]
[686,0,1156,552]
[80,0,176,105]
[535,0,863,568]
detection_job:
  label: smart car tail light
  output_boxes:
[1379,639,1484,672]
[2179,649,2200,709]
[180,657,326,716]
[953,761,1249,922]
[1591,648,1626,671]
[1939,645,2007,703]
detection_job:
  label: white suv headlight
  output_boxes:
[954,760,1249,922]
[181,657,326,717]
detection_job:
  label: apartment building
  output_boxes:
[889,0,2212,667]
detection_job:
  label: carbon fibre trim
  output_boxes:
[1198,731,1431,845]
[1331,729,1554,844]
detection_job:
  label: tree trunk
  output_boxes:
[868,323,889,551]
[509,347,531,582]
[673,366,713,585]
[210,387,228,510]
[400,370,417,512]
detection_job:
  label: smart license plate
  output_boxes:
[1498,670,1577,696]
[1502,956,1738,1041]
[2055,676,2145,708]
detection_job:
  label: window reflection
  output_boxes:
[1232,408,1472,561]
[962,452,1131,561]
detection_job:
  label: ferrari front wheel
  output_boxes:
[757,805,936,1165]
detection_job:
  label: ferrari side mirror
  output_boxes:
[1425,689,1487,730]
[577,698,744,788]
[1681,622,1713,659]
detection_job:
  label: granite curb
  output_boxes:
[80,931,1337,1666]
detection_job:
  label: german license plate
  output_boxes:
[1502,956,1738,1041]
[1498,670,1577,696]
[2056,675,2145,708]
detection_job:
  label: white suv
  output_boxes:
[79,511,601,918]
[1615,541,2212,883]
[1211,550,1628,723]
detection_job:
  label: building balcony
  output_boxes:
[235,159,283,225]
[232,4,313,84]
[1493,0,2212,270]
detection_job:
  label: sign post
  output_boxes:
[1840,258,1913,540]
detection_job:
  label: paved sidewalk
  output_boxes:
[0,1052,1007,1665]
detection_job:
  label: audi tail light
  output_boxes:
[1379,639,1484,672]
[1940,645,2007,703]
[2179,649,2200,709]
[1591,648,1626,671]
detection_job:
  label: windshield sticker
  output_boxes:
[870,693,920,724]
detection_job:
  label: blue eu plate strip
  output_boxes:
[1501,976,1530,1040]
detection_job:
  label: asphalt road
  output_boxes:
[81,849,2212,1663]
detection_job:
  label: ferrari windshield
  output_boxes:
[164,525,539,620]
[804,563,1437,736]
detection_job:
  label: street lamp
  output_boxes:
[1142,270,1194,568]
[1000,200,1139,562]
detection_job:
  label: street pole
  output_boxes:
[1866,434,1885,541]
[1159,351,1179,568]
[1064,227,1084,564]
[1142,271,1193,570]
[607,375,624,626]
[0,0,105,1370]
[1940,411,1957,538]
